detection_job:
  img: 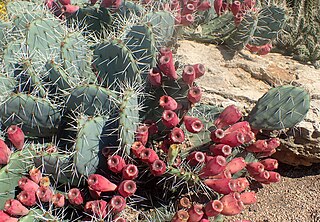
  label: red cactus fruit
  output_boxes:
[169,127,185,144]
[260,158,278,171]
[246,162,265,175]
[17,190,37,206]
[219,131,245,147]
[188,0,199,7]
[159,47,173,59]
[148,68,162,87]
[52,193,65,207]
[36,186,53,202]
[183,116,204,134]
[158,55,178,80]
[187,151,205,166]
[243,0,255,9]
[225,157,246,174]
[187,86,202,104]
[266,171,281,183]
[209,169,232,179]
[187,204,204,222]
[181,14,194,26]
[210,144,232,157]
[59,0,70,5]
[170,0,181,11]
[100,0,122,9]
[29,168,42,184]
[122,164,139,180]
[266,138,280,150]
[46,144,57,153]
[88,187,101,199]
[230,1,241,16]
[87,174,117,192]
[214,0,223,16]
[204,199,224,217]
[62,4,80,13]
[4,199,29,216]
[204,178,235,194]
[108,155,127,173]
[139,148,159,164]
[162,110,179,128]
[182,3,195,15]
[210,129,225,143]
[179,197,191,208]
[224,121,254,144]
[240,191,257,205]
[200,155,227,178]
[0,210,18,222]
[18,177,39,192]
[172,210,189,222]
[85,200,108,218]
[231,178,250,193]
[135,125,149,145]
[234,12,244,26]
[252,170,270,182]
[260,148,277,158]
[220,192,244,216]
[159,95,178,111]
[118,180,137,197]
[67,188,84,205]
[109,195,126,213]
[150,159,167,176]
[257,44,272,55]
[7,125,25,150]
[197,1,211,11]
[193,63,205,78]
[214,105,242,129]
[144,119,159,135]
[0,139,11,165]
[246,139,268,152]
[131,141,145,158]
[200,219,210,222]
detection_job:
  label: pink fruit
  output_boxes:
[186,151,205,166]
[266,171,281,183]
[59,0,70,5]
[234,12,243,26]
[29,168,42,184]
[220,192,244,216]
[224,121,254,144]
[208,169,232,179]
[0,139,11,164]
[122,164,139,180]
[246,139,268,152]
[170,0,181,11]
[240,191,257,205]
[252,170,270,182]
[85,200,108,218]
[204,178,234,194]
[87,174,117,192]
[214,105,242,129]
[62,4,80,14]
[214,0,223,16]
[210,129,225,143]
[135,125,149,145]
[210,144,232,157]
[204,199,223,217]
[187,86,202,104]
[197,1,211,11]
[108,155,126,173]
[183,116,204,133]
[100,0,122,9]
[131,141,145,157]
[118,180,137,197]
[36,186,53,202]
[231,178,250,193]
[18,177,39,192]
[159,47,173,59]
[159,95,178,110]
[7,125,24,150]
[260,158,278,171]
[17,190,37,206]
[182,3,195,15]
[193,63,205,78]
[158,55,178,80]
[0,210,18,222]
[4,199,29,216]
[266,138,280,150]
[246,162,265,175]
[187,204,204,222]
[148,68,162,87]
[169,127,185,144]
[162,110,179,128]
[109,195,126,213]
[67,188,84,205]
[144,119,159,135]
[225,157,246,174]
[172,210,189,222]
[230,1,241,16]
[52,193,65,207]
[219,131,245,147]
[139,148,159,164]
[150,159,166,176]
[181,14,194,26]
[200,155,227,178]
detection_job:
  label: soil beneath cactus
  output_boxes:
[175,40,320,222]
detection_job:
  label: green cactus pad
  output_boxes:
[45,62,72,91]
[6,1,41,20]
[93,39,140,88]
[0,93,61,137]
[3,39,27,75]
[248,85,310,130]
[0,21,12,53]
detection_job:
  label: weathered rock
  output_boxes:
[176,40,320,166]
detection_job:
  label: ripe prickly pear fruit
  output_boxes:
[231,178,249,193]
[131,141,145,158]
[182,65,196,85]
[87,174,117,192]
[252,170,270,182]
[200,155,227,178]
[122,164,139,180]
[210,144,232,157]
[62,4,80,14]
[101,0,122,9]
[148,68,162,87]
[214,105,242,129]
[220,131,245,147]
[193,63,205,78]
[172,210,189,222]
[118,180,137,197]
[139,148,159,164]
[162,110,179,128]
[4,199,29,216]
[209,169,232,179]
[230,1,241,16]
[214,0,223,16]
[234,12,244,26]
[0,139,11,164]
[204,200,224,217]
[186,151,205,166]
[52,193,65,207]
[260,158,278,171]
[108,155,126,173]
[246,140,268,152]
[159,47,173,59]
[240,191,257,205]
[179,197,191,208]
[224,121,254,144]
[18,177,39,192]
[59,0,71,5]
[187,204,204,222]
[220,192,244,216]
[36,186,53,202]
[210,129,225,143]
[85,200,108,218]
[187,86,202,104]
[266,171,281,183]
[266,138,280,150]
[17,190,37,206]
[29,168,42,184]
[246,162,265,175]
[182,3,195,15]
[197,1,211,11]
[67,188,84,205]
[169,127,185,144]
[243,0,255,9]
[181,14,194,25]
[225,157,246,174]
[7,125,24,150]
[183,116,204,133]
[150,159,166,176]
[0,210,18,222]
[158,55,178,80]
[135,125,149,145]
[144,120,159,135]
[204,178,234,194]
[159,95,178,111]
[109,195,126,213]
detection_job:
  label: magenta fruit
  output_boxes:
[162,110,179,128]
[87,174,117,192]
[183,116,204,133]
[7,125,25,150]
[122,164,139,180]
[150,159,167,176]
[118,180,137,198]
[159,95,178,111]
[68,188,84,205]
[108,155,127,173]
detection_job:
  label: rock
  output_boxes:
[176,40,320,166]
